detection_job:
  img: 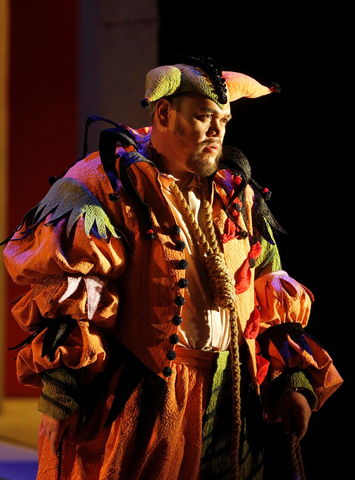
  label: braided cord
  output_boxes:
[170,179,242,479]
[200,180,242,478]
[288,433,306,480]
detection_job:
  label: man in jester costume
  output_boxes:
[3,56,342,479]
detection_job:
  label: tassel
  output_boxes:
[270,83,281,93]
[141,97,150,108]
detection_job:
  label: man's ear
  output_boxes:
[154,98,172,128]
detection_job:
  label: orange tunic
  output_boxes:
[2,125,343,479]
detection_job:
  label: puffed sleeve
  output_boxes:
[255,271,343,411]
[3,176,127,387]
[256,270,313,331]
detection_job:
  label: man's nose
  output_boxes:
[207,120,223,138]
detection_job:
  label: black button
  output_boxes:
[163,366,173,377]
[172,315,183,326]
[175,240,186,251]
[108,193,119,202]
[178,259,189,270]
[171,224,181,235]
[235,203,242,213]
[238,230,249,239]
[167,350,177,360]
[170,333,180,344]
[146,229,156,240]
[249,235,259,246]
[249,258,256,268]
[175,295,185,306]
[178,278,189,289]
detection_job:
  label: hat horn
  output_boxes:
[223,71,275,101]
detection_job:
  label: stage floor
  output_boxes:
[0,397,39,480]
[0,441,38,480]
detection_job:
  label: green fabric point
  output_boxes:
[31,177,119,240]
[255,219,282,277]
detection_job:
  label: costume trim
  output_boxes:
[2,177,123,244]
[219,145,286,244]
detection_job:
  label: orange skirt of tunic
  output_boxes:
[36,347,216,480]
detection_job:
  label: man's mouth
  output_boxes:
[202,141,221,153]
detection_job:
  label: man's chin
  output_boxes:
[186,151,220,177]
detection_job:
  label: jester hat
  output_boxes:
[141,56,280,113]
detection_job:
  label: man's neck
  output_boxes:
[149,143,194,183]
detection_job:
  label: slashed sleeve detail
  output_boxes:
[255,270,314,331]
[3,176,127,387]
[254,271,343,411]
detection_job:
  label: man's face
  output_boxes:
[167,94,232,177]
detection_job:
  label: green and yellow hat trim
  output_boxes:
[141,57,279,113]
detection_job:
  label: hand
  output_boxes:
[41,409,80,455]
[278,391,312,442]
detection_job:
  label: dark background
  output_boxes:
[159,2,351,479]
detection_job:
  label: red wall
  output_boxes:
[5,1,79,395]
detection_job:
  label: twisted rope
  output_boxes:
[288,433,306,480]
[170,180,242,479]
